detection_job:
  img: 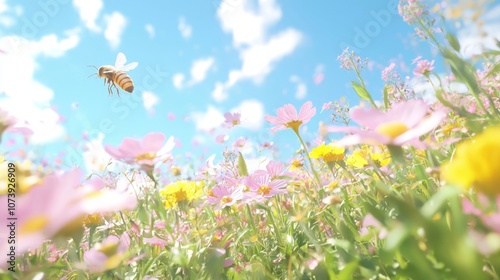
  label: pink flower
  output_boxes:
[232,137,247,148]
[0,169,137,267]
[224,112,241,127]
[104,132,174,173]
[327,99,445,148]
[243,173,287,202]
[413,59,434,77]
[254,160,293,180]
[265,101,316,133]
[215,133,229,144]
[208,183,244,210]
[381,63,396,81]
[84,233,130,273]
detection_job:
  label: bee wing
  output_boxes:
[119,62,138,72]
[114,52,127,69]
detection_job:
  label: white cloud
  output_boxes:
[290,75,307,99]
[172,73,185,89]
[212,0,302,102]
[173,57,215,89]
[188,57,215,85]
[178,17,192,39]
[142,91,159,115]
[212,82,227,102]
[191,105,225,132]
[0,32,79,143]
[237,29,302,83]
[73,0,103,32]
[456,4,500,58]
[231,99,264,130]
[104,12,127,49]
[0,0,7,14]
[145,24,155,38]
[295,83,307,99]
[217,0,281,47]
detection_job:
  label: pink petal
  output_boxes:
[281,104,298,121]
[385,99,429,128]
[120,138,143,156]
[393,111,445,145]
[104,144,124,159]
[142,132,166,152]
[350,107,388,129]
[298,101,316,123]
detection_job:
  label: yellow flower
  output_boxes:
[159,180,204,208]
[346,146,390,168]
[370,149,391,167]
[346,148,370,168]
[290,159,304,170]
[441,126,500,195]
[309,143,345,163]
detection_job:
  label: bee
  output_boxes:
[90,52,138,96]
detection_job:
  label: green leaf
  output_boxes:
[420,186,460,219]
[446,33,461,52]
[237,151,249,176]
[339,261,359,280]
[383,85,390,109]
[351,81,372,102]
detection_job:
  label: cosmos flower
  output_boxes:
[84,233,130,273]
[254,160,293,180]
[412,59,435,77]
[265,101,316,134]
[327,99,445,148]
[441,126,500,195]
[215,133,229,144]
[0,169,137,267]
[224,112,241,127]
[207,183,244,210]
[232,137,247,148]
[104,132,175,173]
[243,173,287,202]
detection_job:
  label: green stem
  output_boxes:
[294,129,322,187]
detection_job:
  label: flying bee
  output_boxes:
[89,52,138,96]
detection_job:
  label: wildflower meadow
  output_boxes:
[2,0,500,279]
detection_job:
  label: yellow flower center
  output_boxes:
[98,241,120,257]
[376,122,409,139]
[20,215,48,234]
[221,196,232,204]
[84,213,104,227]
[232,120,240,126]
[136,152,156,161]
[258,185,271,195]
[207,189,215,197]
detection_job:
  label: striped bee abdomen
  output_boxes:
[114,71,134,93]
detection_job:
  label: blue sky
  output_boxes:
[0,0,497,173]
